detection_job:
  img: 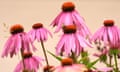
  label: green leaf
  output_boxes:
[81,51,88,58]
[77,56,88,63]
[81,51,90,65]
[82,57,90,65]
[47,51,62,61]
[100,55,107,62]
[87,59,99,69]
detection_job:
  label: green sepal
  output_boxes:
[99,55,107,62]
[109,48,120,55]
[86,59,99,69]
[81,51,90,65]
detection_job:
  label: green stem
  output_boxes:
[40,40,50,72]
[114,54,119,72]
[109,55,112,67]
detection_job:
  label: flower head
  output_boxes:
[63,25,76,34]
[14,52,44,72]
[56,25,92,56]
[53,58,88,72]
[61,57,73,66]
[62,2,75,12]
[92,19,120,49]
[28,23,52,42]
[10,24,24,34]
[51,1,91,38]
[1,24,36,58]
[104,19,114,26]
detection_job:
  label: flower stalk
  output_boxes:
[40,40,50,71]
[113,54,119,72]
[108,55,112,67]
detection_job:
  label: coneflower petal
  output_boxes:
[55,13,66,33]
[51,12,63,27]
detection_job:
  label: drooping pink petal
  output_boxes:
[40,28,48,41]
[72,10,91,37]
[107,27,114,43]
[28,29,36,42]
[62,12,73,25]
[64,36,71,55]
[14,61,23,72]
[51,12,63,27]
[54,13,66,33]
[76,34,92,48]
[44,28,53,38]
[56,34,66,55]
[1,36,13,57]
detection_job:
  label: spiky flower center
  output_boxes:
[43,66,54,72]
[32,23,43,29]
[23,52,32,59]
[61,58,73,66]
[62,2,75,12]
[10,24,24,35]
[22,69,29,72]
[63,25,76,34]
[104,20,114,26]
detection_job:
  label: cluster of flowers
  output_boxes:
[1,1,120,72]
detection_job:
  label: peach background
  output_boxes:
[0,0,120,72]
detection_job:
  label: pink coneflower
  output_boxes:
[28,23,52,69]
[51,2,91,38]
[92,20,120,49]
[56,25,92,56]
[1,24,36,58]
[53,58,88,72]
[28,23,52,42]
[14,52,44,72]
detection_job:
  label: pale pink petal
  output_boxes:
[15,35,22,55]
[75,38,81,56]
[72,10,91,37]
[70,34,76,52]
[28,29,36,42]
[56,35,66,55]
[1,36,13,57]
[102,28,109,44]
[97,67,113,72]
[92,27,105,41]
[51,12,63,26]
[108,27,114,42]
[14,61,23,72]
[54,66,63,72]
[62,12,73,25]
[44,28,53,38]
[54,13,66,33]
[36,29,41,42]
[39,29,47,41]
[64,36,71,55]
[76,34,92,48]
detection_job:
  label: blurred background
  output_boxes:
[0,0,120,72]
